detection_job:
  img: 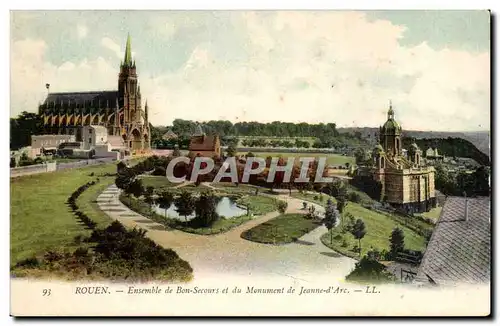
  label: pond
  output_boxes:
[152,196,247,221]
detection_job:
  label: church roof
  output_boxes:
[43,91,119,107]
[124,33,133,66]
[416,196,490,286]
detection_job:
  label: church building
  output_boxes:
[371,103,436,213]
[38,34,150,152]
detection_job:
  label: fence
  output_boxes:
[56,158,117,171]
[10,162,57,178]
[10,158,118,178]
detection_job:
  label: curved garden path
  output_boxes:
[97,184,356,282]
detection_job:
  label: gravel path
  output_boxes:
[97,184,355,282]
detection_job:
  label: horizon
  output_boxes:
[11,10,490,132]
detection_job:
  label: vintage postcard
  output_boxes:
[9,9,491,317]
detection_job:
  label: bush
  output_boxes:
[348,191,362,203]
[152,166,167,176]
[277,201,288,214]
[345,256,396,284]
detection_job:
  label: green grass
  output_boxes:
[291,192,336,207]
[241,213,321,244]
[139,175,176,191]
[237,136,317,147]
[76,175,117,229]
[10,163,118,265]
[236,195,280,216]
[238,152,355,167]
[321,203,428,259]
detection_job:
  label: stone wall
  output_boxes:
[10,162,57,178]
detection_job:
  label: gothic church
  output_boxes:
[38,34,150,151]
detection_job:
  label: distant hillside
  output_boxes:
[338,127,490,158]
[402,137,490,166]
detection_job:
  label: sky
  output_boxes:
[10,10,490,131]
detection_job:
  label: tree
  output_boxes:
[351,219,367,257]
[144,186,155,205]
[193,192,219,227]
[10,111,43,150]
[389,227,405,258]
[129,179,144,198]
[226,143,237,157]
[158,191,174,218]
[336,185,348,228]
[174,191,195,222]
[323,199,339,244]
[354,148,368,165]
[277,201,288,214]
[342,212,356,233]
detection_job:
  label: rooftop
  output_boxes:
[416,196,491,286]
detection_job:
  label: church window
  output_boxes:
[89,137,92,144]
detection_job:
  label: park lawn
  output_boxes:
[76,175,117,229]
[237,136,318,147]
[321,203,427,259]
[291,192,337,207]
[241,213,321,244]
[238,152,355,167]
[139,175,176,190]
[10,163,117,265]
[236,195,280,216]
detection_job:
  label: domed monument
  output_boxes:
[371,102,436,213]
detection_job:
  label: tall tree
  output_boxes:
[323,199,339,244]
[389,227,405,258]
[351,219,367,257]
[158,191,174,218]
[336,184,349,228]
[174,191,195,222]
[10,111,43,150]
[194,192,219,227]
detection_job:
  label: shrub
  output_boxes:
[277,201,288,214]
[348,191,362,203]
[152,166,167,176]
[345,256,396,284]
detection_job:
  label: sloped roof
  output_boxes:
[42,91,118,107]
[416,196,491,286]
[189,135,218,151]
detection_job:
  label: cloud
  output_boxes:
[10,11,490,132]
[11,38,117,113]
[77,24,88,39]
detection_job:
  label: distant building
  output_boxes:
[31,134,76,157]
[416,196,490,286]
[370,103,436,213]
[188,125,221,158]
[425,147,444,161]
[38,34,150,152]
[162,130,178,140]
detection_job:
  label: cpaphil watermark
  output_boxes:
[165,156,334,184]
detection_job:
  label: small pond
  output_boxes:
[152,196,247,221]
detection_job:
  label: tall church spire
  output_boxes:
[124,33,133,66]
